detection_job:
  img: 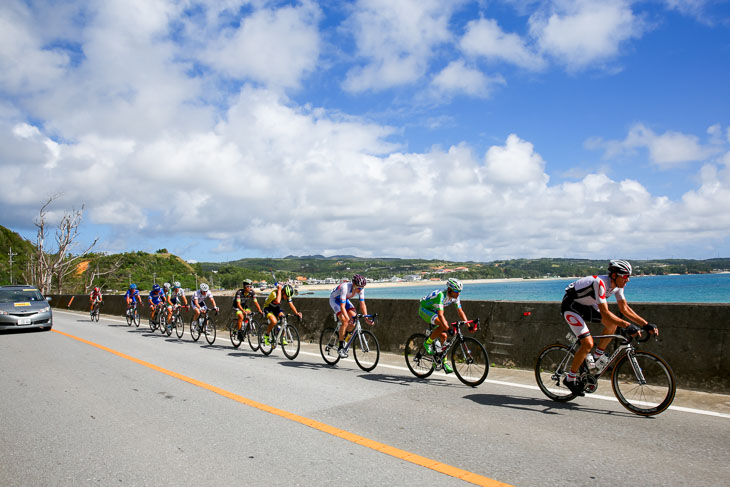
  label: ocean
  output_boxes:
[301,273,730,303]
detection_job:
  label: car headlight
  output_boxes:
[39,306,50,313]
[0,310,7,315]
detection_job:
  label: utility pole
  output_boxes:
[195,273,198,289]
[153,272,157,285]
[129,272,131,285]
[8,247,18,285]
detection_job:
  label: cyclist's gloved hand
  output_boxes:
[447,324,456,336]
[625,323,641,336]
[643,323,659,336]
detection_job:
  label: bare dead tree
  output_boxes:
[23,195,99,294]
[84,258,123,292]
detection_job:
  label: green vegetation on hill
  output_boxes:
[0,226,35,285]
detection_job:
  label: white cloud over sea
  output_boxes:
[1,0,729,261]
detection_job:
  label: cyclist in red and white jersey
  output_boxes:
[89,287,102,313]
[329,274,373,358]
[561,259,658,395]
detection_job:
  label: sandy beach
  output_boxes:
[292,277,572,292]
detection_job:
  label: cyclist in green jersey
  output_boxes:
[262,283,302,348]
[418,278,469,374]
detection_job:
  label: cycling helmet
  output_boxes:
[199,283,209,292]
[152,284,161,291]
[608,259,632,276]
[282,284,294,297]
[94,287,99,292]
[173,281,181,288]
[129,283,137,290]
[446,278,463,293]
[352,274,367,287]
[163,282,171,290]
[242,279,253,287]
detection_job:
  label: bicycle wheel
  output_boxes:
[134,309,140,327]
[611,351,676,416]
[319,327,341,365]
[126,311,132,326]
[190,319,201,342]
[164,314,172,336]
[247,319,260,351]
[174,315,184,338]
[404,333,434,379]
[258,325,274,356]
[534,344,578,402]
[353,330,380,372]
[204,317,216,345]
[451,337,489,387]
[230,319,242,348]
[149,316,157,332]
[281,325,300,360]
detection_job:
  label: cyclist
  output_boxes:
[419,278,470,374]
[166,281,188,323]
[329,274,373,358]
[191,283,218,326]
[561,259,659,396]
[148,284,165,323]
[89,286,102,315]
[232,280,263,339]
[262,283,302,348]
[124,283,142,312]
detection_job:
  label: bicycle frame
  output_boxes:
[335,314,376,352]
[424,319,479,364]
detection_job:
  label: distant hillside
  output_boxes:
[0,226,36,285]
[201,255,730,283]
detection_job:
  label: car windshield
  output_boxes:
[0,289,45,303]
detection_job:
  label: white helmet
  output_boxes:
[163,282,171,290]
[173,281,181,288]
[199,283,209,292]
[608,260,632,276]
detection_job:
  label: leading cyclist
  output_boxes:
[89,286,102,315]
[329,274,373,358]
[148,284,165,323]
[419,278,470,374]
[561,259,659,396]
[125,283,142,310]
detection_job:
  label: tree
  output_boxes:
[24,196,98,294]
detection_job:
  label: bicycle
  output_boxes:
[169,304,187,339]
[319,313,380,372]
[190,308,217,345]
[258,313,300,359]
[229,312,260,351]
[125,302,140,327]
[90,301,101,322]
[404,319,489,387]
[149,302,167,333]
[534,326,676,416]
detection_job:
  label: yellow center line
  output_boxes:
[52,328,512,487]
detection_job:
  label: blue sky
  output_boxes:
[1,0,729,263]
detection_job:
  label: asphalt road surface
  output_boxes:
[1,310,729,486]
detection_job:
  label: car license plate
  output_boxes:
[18,318,31,325]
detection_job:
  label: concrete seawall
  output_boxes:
[52,294,730,393]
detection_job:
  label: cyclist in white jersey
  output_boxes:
[561,259,658,395]
[329,274,373,358]
[191,283,218,325]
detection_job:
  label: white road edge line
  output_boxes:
[54,309,730,419]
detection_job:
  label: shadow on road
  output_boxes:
[279,360,340,371]
[464,393,643,418]
[358,372,457,388]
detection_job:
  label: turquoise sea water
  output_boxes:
[301,273,730,303]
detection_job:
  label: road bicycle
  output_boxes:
[90,300,101,322]
[190,308,217,345]
[404,319,489,387]
[534,327,676,416]
[319,313,380,372]
[160,304,187,338]
[258,313,300,359]
[149,302,167,333]
[229,312,261,351]
[125,302,140,327]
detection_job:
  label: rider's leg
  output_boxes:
[564,311,593,376]
[167,305,173,322]
[266,313,278,334]
[237,310,244,330]
[337,309,357,342]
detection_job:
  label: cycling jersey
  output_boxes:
[562,275,626,338]
[90,291,102,301]
[329,282,364,314]
[192,290,212,307]
[124,289,140,301]
[149,289,165,304]
[420,289,461,311]
[232,288,256,310]
[263,289,291,308]
[168,288,185,304]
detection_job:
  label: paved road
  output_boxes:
[1,310,729,486]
